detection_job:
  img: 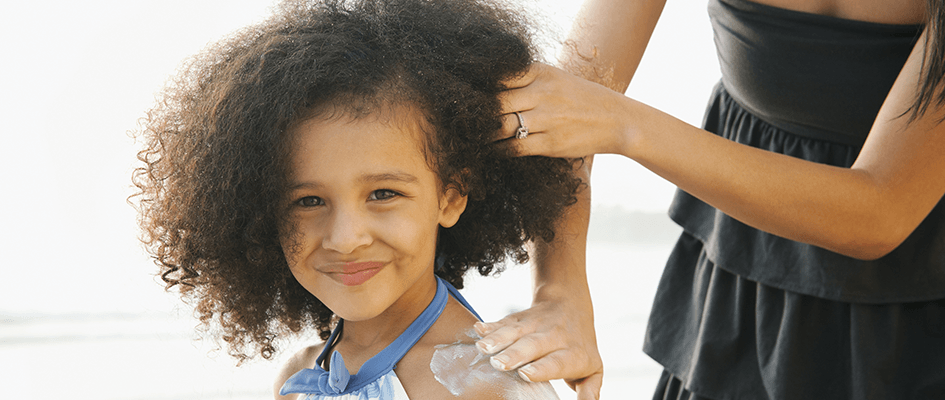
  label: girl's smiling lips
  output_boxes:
[322,261,386,286]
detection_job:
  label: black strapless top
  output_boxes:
[713,0,921,146]
[667,0,945,303]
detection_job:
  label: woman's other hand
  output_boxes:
[473,152,602,399]
[474,287,603,400]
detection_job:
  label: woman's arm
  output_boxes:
[474,0,667,398]
[558,0,666,91]
[502,31,945,261]
[474,162,601,395]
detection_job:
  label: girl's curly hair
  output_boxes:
[133,0,581,362]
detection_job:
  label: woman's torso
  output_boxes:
[664,0,945,303]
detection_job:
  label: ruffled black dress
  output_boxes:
[644,0,945,399]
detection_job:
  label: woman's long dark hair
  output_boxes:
[912,0,945,120]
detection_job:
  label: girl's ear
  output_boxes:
[438,187,468,228]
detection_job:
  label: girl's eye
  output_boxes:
[369,189,399,201]
[297,196,324,207]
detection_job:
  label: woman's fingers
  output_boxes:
[494,110,549,157]
[495,64,552,140]
[495,127,574,159]
[494,327,600,382]
[495,61,634,158]
[514,344,574,381]
[516,347,604,400]
[497,86,534,120]
[473,314,539,361]
[573,371,604,400]
[498,111,535,141]
[491,329,557,372]
[474,297,603,398]
[475,309,549,368]
[501,62,545,90]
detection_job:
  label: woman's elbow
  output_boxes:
[831,222,913,261]
[836,242,897,261]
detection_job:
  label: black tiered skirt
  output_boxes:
[643,86,945,400]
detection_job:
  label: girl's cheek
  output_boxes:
[278,224,306,267]
[379,214,426,245]
[282,248,301,269]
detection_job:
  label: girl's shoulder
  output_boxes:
[273,344,324,400]
[271,298,557,399]
[396,297,559,399]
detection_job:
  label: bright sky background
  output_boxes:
[0,0,718,315]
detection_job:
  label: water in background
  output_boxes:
[0,210,680,400]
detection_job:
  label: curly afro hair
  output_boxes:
[133,0,581,362]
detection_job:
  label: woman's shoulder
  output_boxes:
[273,344,324,400]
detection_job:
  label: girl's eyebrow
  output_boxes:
[287,172,420,190]
[360,172,419,184]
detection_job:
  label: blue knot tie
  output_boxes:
[328,351,350,393]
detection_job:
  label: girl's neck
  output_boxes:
[332,274,439,371]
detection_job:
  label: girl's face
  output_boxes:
[280,108,467,322]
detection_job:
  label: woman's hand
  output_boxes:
[473,280,603,399]
[497,63,636,159]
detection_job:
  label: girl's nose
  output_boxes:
[321,208,372,254]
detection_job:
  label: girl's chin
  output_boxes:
[325,300,390,323]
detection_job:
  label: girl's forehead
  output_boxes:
[290,103,437,161]
[285,105,440,182]
[295,102,431,140]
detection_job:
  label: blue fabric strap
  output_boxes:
[281,277,477,395]
[445,280,481,321]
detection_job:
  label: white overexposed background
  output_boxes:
[0,0,718,398]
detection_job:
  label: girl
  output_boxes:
[132,0,580,398]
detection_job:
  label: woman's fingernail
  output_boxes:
[518,365,535,383]
[473,322,490,335]
[490,356,508,371]
[476,339,495,354]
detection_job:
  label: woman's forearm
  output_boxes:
[532,158,592,300]
[619,88,945,260]
[622,100,889,258]
[618,32,945,260]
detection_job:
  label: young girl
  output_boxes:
[133,0,580,398]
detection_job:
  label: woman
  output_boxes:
[473,0,945,399]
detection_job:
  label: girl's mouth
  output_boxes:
[330,262,385,286]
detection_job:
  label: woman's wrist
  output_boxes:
[533,277,592,313]
[612,95,654,161]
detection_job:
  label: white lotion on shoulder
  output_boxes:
[430,329,559,399]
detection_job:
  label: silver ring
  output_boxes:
[514,112,529,139]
